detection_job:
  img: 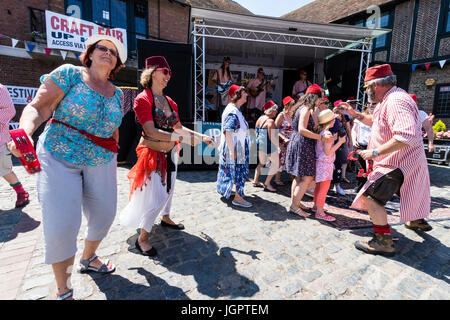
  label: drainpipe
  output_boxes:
[158,0,161,39]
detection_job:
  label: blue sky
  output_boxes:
[233,0,315,17]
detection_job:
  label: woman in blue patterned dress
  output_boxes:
[8,35,127,300]
[217,85,252,208]
[285,84,332,217]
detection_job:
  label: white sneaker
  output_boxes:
[232,199,253,208]
[335,185,346,195]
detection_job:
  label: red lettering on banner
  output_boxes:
[51,16,59,30]
[105,29,111,36]
[60,18,69,33]
[98,27,105,35]
[115,30,123,43]
[70,21,79,35]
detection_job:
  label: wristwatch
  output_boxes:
[372,149,379,157]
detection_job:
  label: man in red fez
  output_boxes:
[292,69,312,99]
[340,64,432,256]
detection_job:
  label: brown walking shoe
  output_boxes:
[354,233,395,257]
[405,219,432,232]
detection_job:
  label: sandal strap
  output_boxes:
[57,289,73,300]
[79,254,98,268]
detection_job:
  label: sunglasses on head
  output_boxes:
[156,68,172,76]
[95,44,118,58]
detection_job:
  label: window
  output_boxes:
[444,1,450,33]
[92,0,126,28]
[374,13,390,49]
[66,0,83,19]
[433,84,450,117]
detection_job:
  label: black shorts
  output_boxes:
[363,168,404,206]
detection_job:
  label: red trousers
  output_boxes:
[313,180,331,208]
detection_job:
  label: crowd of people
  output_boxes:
[1,34,436,300]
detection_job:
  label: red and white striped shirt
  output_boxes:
[351,86,430,222]
[0,84,16,147]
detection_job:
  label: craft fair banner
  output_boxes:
[6,86,38,105]
[45,10,127,53]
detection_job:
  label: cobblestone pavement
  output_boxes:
[0,162,449,300]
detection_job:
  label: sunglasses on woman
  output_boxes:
[95,44,118,58]
[156,68,172,76]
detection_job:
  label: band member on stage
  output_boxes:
[0,84,29,208]
[212,56,235,120]
[292,70,312,100]
[120,56,214,257]
[343,64,432,256]
[8,34,127,300]
[246,68,273,125]
[253,100,280,192]
[217,85,252,208]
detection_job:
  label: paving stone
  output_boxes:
[316,291,336,300]
[22,287,50,300]
[397,278,423,299]
[302,270,323,283]
[283,280,303,297]
[21,275,54,291]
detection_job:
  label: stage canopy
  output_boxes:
[190,7,391,121]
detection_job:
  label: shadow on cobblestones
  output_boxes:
[350,228,450,284]
[0,209,40,242]
[87,267,190,300]
[126,228,260,299]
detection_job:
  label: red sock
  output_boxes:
[11,182,26,194]
[373,224,391,235]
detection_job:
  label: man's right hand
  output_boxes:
[338,102,357,117]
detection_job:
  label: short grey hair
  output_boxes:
[367,74,397,87]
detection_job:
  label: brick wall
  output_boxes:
[438,37,450,57]
[389,0,415,63]
[411,0,441,61]
[408,64,450,127]
[0,0,63,42]
[148,0,190,43]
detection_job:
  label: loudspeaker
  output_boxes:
[137,39,193,122]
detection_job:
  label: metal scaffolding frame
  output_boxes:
[192,19,374,121]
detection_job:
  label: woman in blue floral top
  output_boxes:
[8,34,127,300]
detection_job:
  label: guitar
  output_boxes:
[216,80,233,95]
[248,77,279,97]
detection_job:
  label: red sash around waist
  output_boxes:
[48,118,118,153]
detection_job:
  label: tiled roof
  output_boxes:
[282,0,394,23]
[180,0,253,14]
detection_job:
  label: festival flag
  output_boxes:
[60,50,68,60]
[439,60,446,69]
[26,42,35,52]
[412,64,417,71]
[74,52,81,61]
[44,48,52,56]
[11,38,19,47]
[424,63,431,71]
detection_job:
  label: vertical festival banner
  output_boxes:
[45,10,127,53]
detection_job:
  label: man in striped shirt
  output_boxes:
[340,64,431,256]
[0,83,29,208]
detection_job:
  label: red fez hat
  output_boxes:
[364,64,393,83]
[283,96,294,106]
[263,100,276,111]
[333,100,343,108]
[409,93,417,103]
[347,96,355,101]
[257,67,264,73]
[305,84,322,95]
[322,96,329,100]
[145,56,171,70]
[228,84,240,97]
[300,69,307,74]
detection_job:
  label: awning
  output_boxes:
[191,7,390,69]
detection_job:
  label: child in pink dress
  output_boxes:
[313,109,346,221]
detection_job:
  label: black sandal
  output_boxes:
[135,239,157,256]
[57,289,74,300]
[77,254,116,274]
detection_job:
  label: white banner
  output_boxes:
[5,86,38,105]
[45,10,127,53]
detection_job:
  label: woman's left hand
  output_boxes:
[202,135,215,146]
